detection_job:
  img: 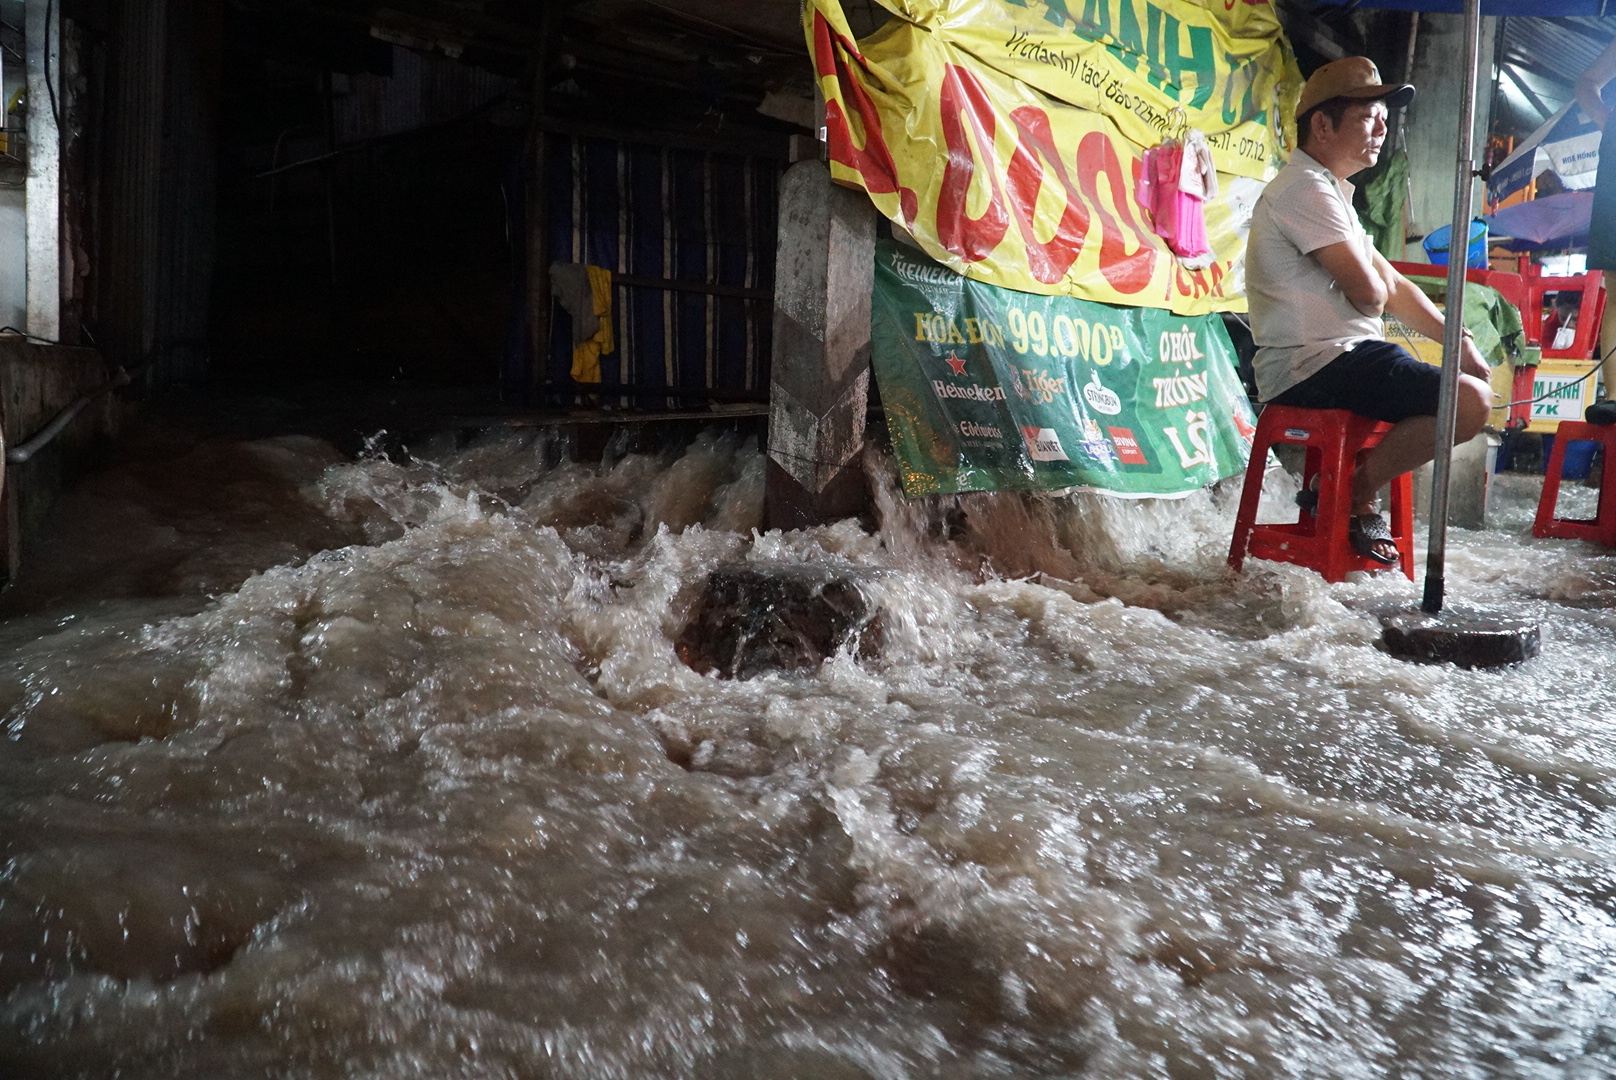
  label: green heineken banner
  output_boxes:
[872,240,1257,497]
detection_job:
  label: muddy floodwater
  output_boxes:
[3,423,1616,1079]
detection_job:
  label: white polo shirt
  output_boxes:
[1246,149,1383,400]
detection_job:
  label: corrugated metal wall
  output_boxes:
[96,0,216,386]
[542,135,780,402]
[153,0,217,384]
[335,45,513,145]
[97,0,167,376]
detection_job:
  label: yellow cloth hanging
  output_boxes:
[570,265,614,384]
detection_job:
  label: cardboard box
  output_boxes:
[1522,358,1600,432]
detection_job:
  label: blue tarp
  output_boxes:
[1487,102,1602,204]
[1484,191,1593,248]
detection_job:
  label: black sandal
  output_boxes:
[1348,513,1399,566]
[1295,476,1320,515]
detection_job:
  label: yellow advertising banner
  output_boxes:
[808,0,1303,314]
[870,0,1299,182]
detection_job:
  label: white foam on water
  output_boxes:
[4,429,1616,1078]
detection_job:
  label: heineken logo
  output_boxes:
[932,380,1006,402]
[893,257,962,288]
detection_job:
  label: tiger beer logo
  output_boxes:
[1012,367,1068,405]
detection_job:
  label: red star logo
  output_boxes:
[943,351,968,376]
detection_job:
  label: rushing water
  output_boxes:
[3,422,1616,1079]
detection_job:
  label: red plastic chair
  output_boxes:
[1229,404,1415,582]
[1533,420,1616,547]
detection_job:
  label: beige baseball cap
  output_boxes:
[1297,56,1415,116]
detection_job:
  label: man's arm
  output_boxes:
[1576,38,1616,131]
[1313,240,1387,317]
[1372,250,1489,379]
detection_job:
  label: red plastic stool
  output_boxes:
[1228,405,1415,582]
[1532,420,1616,546]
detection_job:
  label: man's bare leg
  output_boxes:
[1352,414,1437,512]
[1347,374,1492,560]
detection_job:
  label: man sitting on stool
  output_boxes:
[1247,57,1491,565]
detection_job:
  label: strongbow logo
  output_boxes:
[1107,427,1148,465]
[1082,370,1122,415]
[1158,326,1205,365]
[1021,426,1069,462]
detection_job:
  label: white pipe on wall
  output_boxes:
[23,0,58,342]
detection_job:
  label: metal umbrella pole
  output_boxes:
[1421,0,1484,614]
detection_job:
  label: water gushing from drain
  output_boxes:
[1,430,1613,1079]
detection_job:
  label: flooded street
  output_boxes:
[4,425,1616,1078]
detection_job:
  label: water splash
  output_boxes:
[3,428,1616,1078]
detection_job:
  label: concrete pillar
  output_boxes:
[24,0,60,341]
[764,160,875,529]
[1413,431,1498,530]
[1403,13,1496,249]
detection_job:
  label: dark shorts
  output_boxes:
[1264,339,1440,423]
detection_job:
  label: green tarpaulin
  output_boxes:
[871,241,1257,498]
[1402,274,1529,368]
[1361,149,1410,262]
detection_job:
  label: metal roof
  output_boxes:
[1495,15,1616,136]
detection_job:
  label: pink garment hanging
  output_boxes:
[1136,141,1185,250]
[1177,130,1217,202]
[1133,129,1217,265]
[1135,143,1167,224]
[1175,131,1216,266]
